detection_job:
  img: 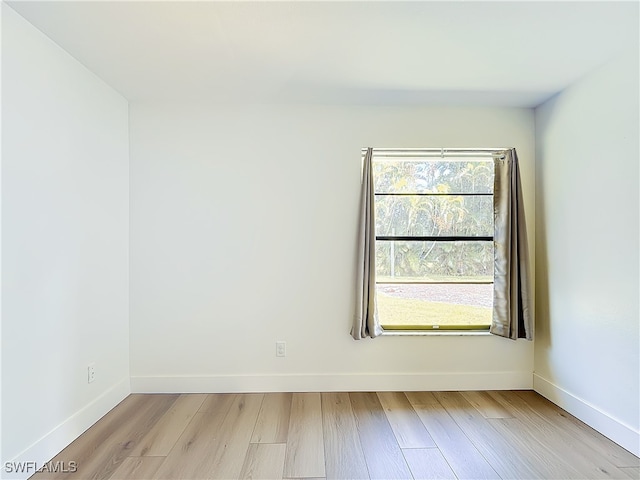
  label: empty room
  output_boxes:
[1,1,638,479]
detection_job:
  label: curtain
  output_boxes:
[352,147,382,339]
[491,148,532,340]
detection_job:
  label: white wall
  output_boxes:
[129,103,535,393]
[1,4,130,475]
[534,50,639,455]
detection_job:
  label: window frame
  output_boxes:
[370,149,500,333]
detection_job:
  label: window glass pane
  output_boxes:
[375,195,493,237]
[377,283,492,328]
[373,159,494,194]
[375,240,493,281]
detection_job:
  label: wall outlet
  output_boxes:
[276,341,286,357]
[87,363,96,383]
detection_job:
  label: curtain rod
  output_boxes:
[361,148,508,159]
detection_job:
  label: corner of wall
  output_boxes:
[3,380,130,480]
[534,374,639,456]
[1,5,132,475]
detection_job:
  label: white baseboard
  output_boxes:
[131,371,532,394]
[533,373,639,457]
[2,378,130,480]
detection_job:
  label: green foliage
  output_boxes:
[374,159,494,279]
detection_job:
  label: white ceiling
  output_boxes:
[5,1,639,107]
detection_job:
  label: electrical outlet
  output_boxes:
[276,341,286,357]
[88,363,96,383]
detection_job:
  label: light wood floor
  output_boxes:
[32,391,639,480]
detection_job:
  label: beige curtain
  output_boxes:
[491,148,532,340]
[352,147,382,339]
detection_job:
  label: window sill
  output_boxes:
[381,329,492,336]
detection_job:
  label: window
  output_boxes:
[371,149,496,331]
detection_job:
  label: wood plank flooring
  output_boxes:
[31,391,639,480]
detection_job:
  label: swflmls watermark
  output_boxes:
[3,461,78,474]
